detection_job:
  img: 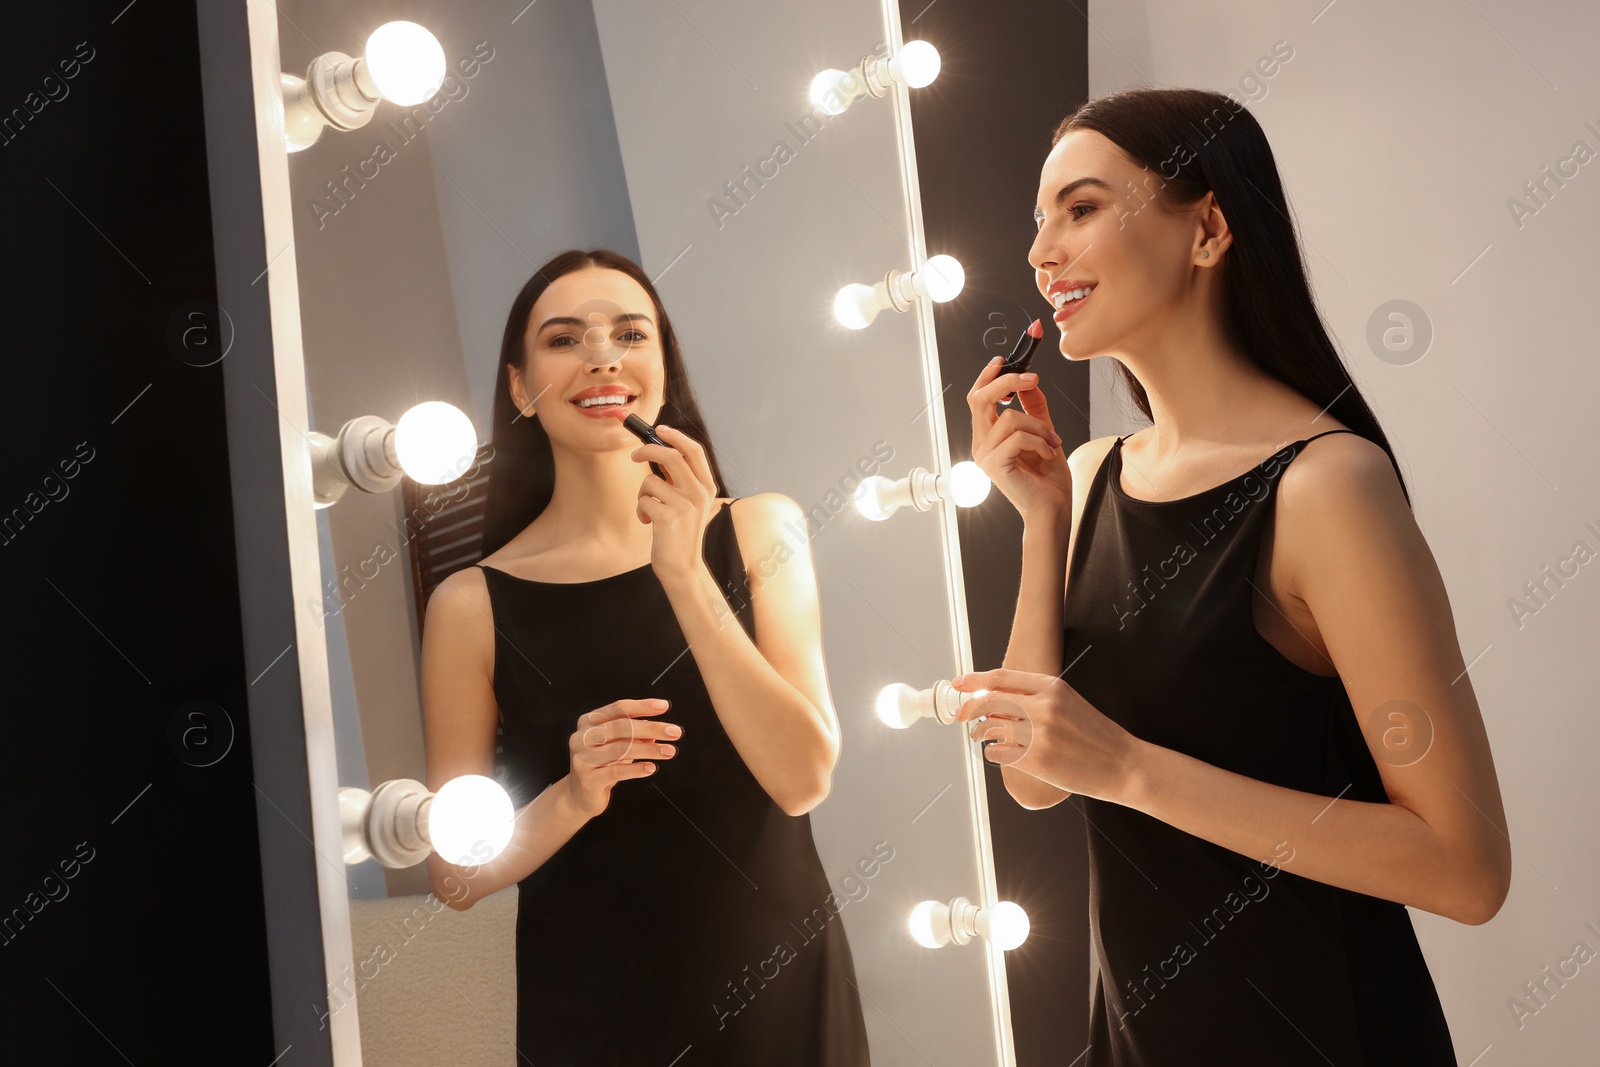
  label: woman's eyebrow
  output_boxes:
[1040,176,1114,212]
[536,312,656,333]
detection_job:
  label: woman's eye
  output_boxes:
[548,334,577,348]
[619,330,648,344]
[1070,204,1094,220]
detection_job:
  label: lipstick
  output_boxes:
[622,412,671,482]
[994,318,1043,416]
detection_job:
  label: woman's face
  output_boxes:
[1028,128,1208,361]
[511,267,667,451]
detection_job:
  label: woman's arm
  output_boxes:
[999,437,1116,809]
[419,567,593,911]
[1115,436,1511,924]
[657,493,840,816]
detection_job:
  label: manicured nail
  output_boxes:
[664,724,681,738]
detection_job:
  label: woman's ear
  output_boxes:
[508,364,535,416]
[1194,191,1233,263]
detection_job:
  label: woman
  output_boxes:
[955,88,1509,1064]
[418,249,870,1065]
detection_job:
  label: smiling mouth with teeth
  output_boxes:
[572,394,636,409]
[1051,285,1096,309]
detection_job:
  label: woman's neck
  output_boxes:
[533,446,655,553]
[1110,293,1294,457]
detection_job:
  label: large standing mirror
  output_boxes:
[267,0,1016,1062]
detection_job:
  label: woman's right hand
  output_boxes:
[967,356,1073,525]
[561,698,682,819]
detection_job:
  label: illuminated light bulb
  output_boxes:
[427,774,515,866]
[980,900,1031,951]
[395,401,478,484]
[875,683,919,729]
[909,900,945,949]
[308,401,478,505]
[908,897,1030,950]
[810,69,860,116]
[834,256,964,331]
[852,465,989,520]
[834,282,881,330]
[338,775,515,868]
[810,41,942,117]
[874,679,983,729]
[948,461,992,507]
[890,41,941,89]
[279,19,446,151]
[853,476,899,521]
[362,21,447,106]
[916,254,965,303]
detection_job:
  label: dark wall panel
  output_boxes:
[0,1,275,1060]
[897,3,1094,1062]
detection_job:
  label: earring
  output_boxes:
[1201,251,1209,259]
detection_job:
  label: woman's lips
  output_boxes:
[1052,288,1093,324]
[571,396,635,418]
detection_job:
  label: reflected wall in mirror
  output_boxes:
[276,0,1013,1063]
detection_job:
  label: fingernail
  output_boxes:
[1022,372,1038,381]
[664,724,681,738]
[658,744,674,755]
[651,699,669,709]
[989,356,1001,365]
[951,674,966,685]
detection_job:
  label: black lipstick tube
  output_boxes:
[994,321,1043,416]
[623,413,671,482]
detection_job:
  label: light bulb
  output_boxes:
[982,901,1030,950]
[877,679,978,729]
[919,255,965,303]
[364,21,447,106]
[428,774,514,866]
[834,283,881,330]
[394,401,477,484]
[810,69,858,116]
[892,41,941,89]
[875,683,920,729]
[909,900,948,948]
[853,475,898,521]
[948,461,992,507]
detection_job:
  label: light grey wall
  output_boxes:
[591,1,1003,1062]
[419,0,641,439]
[1089,1,1600,1061]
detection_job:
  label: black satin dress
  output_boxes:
[1060,429,1457,1065]
[475,498,870,1066]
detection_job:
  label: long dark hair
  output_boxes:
[1055,87,1409,504]
[480,248,730,558]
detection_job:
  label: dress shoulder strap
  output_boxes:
[706,498,755,640]
[1298,428,1361,446]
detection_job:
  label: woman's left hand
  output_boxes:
[951,668,1144,803]
[632,424,717,586]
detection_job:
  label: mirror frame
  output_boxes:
[200,0,1016,1061]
